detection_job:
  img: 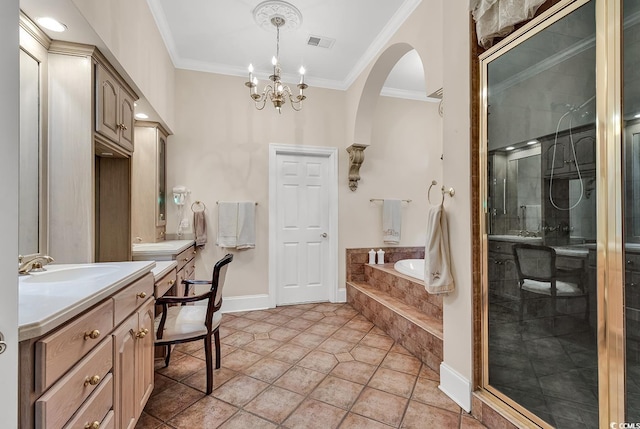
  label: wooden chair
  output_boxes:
[155,253,233,394]
[512,243,589,323]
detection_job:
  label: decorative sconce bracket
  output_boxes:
[346,143,368,191]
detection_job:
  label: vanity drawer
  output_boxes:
[184,257,196,281]
[112,273,154,326]
[154,268,177,298]
[175,246,195,272]
[35,300,114,393]
[35,337,112,429]
[489,241,514,255]
[62,375,113,429]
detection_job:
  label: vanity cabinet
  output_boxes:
[96,64,136,153]
[132,122,170,243]
[541,126,596,178]
[19,272,155,429]
[47,41,138,263]
[487,240,519,300]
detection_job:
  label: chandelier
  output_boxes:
[245,2,307,113]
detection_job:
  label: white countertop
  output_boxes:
[151,260,178,280]
[488,235,543,244]
[132,239,195,261]
[19,261,155,341]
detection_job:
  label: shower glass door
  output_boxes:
[482,1,599,427]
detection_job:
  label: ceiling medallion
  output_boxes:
[252,0,302,32]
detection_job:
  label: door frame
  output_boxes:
[268,143,338,308]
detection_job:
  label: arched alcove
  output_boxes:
[348,42,428,191]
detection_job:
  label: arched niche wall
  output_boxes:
[347,42,427,191]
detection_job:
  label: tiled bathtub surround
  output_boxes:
[346,248,443,374]
[346,247,424,282]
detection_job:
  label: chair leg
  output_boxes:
[519,288,524,324]
[204,335,214,395]
[214,329,221,369]
[164,345,172,368]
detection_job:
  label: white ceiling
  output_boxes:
[146,0,427,99]
[20,0,432,106]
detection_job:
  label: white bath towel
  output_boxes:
[216,202,238,248]
[236,201,256,250]
[524,204,541,232]
[424,204,454,294]
[383,199,402,244]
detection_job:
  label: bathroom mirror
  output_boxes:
[19,49,41,256]
[18,17,48,259]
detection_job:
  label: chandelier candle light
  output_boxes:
[245,2,308,113]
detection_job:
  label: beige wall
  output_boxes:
[442,0,474,389]
[71,0,176,130]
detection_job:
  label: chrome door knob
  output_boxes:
[0,332,7,354]
[321,233,328,238]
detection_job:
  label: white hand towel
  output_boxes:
[524,204,541,232]
[237,201,256,250]
[383,199,402,244]
[424,204,454,294]
[216,202,238,248]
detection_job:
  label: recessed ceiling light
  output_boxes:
[505,146,515,151]
[635,113,640,119]
[36,17,67,33]
[527,140,538,145]
[135,113,149,119]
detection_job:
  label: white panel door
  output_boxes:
[275,153,331,304]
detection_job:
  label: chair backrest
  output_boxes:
[206,253,233,327]
[512,243,556,282]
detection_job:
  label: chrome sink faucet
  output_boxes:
[18,255,54,275]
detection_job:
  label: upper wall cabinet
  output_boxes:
[96,64,136,152]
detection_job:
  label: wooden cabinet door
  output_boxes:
[119,92,135,152]
[136,299,155,415]
[113,314,138,429]
[96,64,120,143]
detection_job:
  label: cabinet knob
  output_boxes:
[118,123,128,131]
[84,375,101,386]
[193,250,197,255]
[168,279,175,285]
[83,330,100,340]
[84,422,100,429]
[183,258,189,262]
[136,328,149,339]
[137,292,147,299]
[627,260,634,265]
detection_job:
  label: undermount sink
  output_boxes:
[20,264,121,284]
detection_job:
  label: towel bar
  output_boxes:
[428,180,455,205]
[369,199,411,203]
[216,201,258,205]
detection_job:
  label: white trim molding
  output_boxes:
[268,144,339,308]
[439,362,472,412]
[220,294,271,313]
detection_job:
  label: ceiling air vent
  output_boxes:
[307,34,335,49]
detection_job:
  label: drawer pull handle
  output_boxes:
[137,292,147,299]
[84,330,100,340]
[136,328,149,339]
[168,279,175,285]
[84,375,101,386]
[85,421,100,429]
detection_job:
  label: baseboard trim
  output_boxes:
[220,294,271,313]
[335,288,347,303]
[439,362,472,412]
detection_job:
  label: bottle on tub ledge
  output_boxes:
[368,249,376,264]
[376,249,385,264]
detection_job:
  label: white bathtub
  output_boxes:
[393,259,424,281]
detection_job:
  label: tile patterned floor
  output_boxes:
[137,302,486,429]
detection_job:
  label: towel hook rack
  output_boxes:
[191,201,206,212]
[428,180,455,205]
